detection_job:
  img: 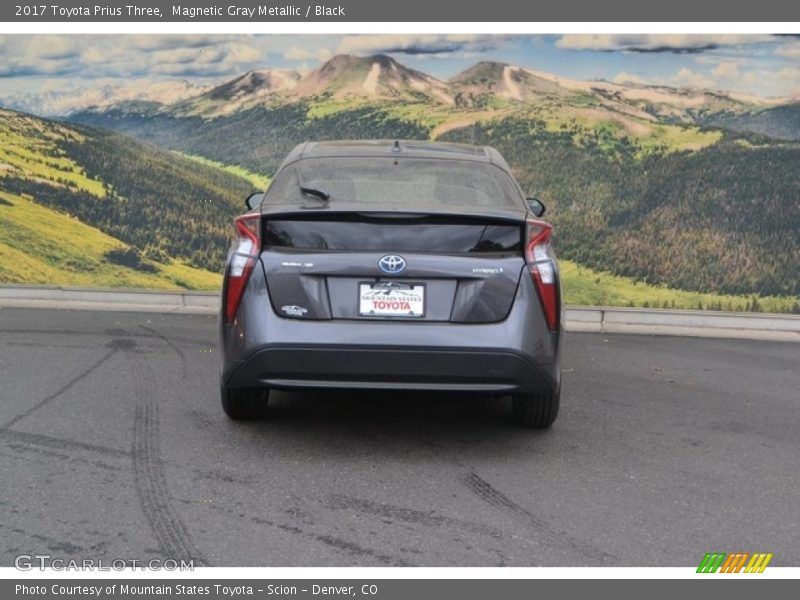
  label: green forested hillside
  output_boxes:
[70,104,430,175]
[177,153,272,190]
[0,189,220,289]
[705,102,800,141]
[3,106,799,310]
[71,102,800,298]
[440,120,800,296]
[0,108,252,285]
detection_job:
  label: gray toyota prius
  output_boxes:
[219,140,563,427]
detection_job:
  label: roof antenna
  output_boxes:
[392,140,401,153]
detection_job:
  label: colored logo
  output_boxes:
[378,255,406,274]
[697,552,773,573]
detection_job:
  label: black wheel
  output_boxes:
[512,388,560,428]
[221,387,270,420]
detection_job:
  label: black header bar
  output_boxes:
[2,0,800,22]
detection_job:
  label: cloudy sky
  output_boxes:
[1,33,799,99]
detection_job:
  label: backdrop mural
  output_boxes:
[1,34,798,311]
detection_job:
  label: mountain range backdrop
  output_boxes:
[1,34,799,312]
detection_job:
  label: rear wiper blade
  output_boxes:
[300,185,330,201]
[296,171,329,201]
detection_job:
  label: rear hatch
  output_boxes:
[260,212,526,323]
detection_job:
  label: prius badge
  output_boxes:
[378,255,406,274]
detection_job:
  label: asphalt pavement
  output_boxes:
[0,308,797,567]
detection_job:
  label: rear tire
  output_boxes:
[221,387,270,420]
[512,388,560,428]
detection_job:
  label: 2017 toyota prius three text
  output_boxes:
[219,140,563,428]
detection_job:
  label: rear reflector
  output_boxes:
[224,214,260,323]
[525,219,558,330]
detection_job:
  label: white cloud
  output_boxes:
[612,71,646,85]
[225,43,264,64]
[283,46,333,62]
[739,67,800,96]
[0,35,280,80]
[712,62,740,79]
[336,34,512,56]
[0,77,217,116]
[673,68,715,88]
[81,47,111,66]
[277,35,512,65]
[556,34,775,52]
[33,37,81,60]
[775,42,800,58]
[126,35,223,52]
[661,62,800,97]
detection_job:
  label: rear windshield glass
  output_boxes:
[264,157,523,209]
[264,217,522,253]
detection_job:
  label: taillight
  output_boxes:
[224,214,260,323]
[525,219,558,330]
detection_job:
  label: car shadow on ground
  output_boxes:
[221,389,559,460]
[264,388,512,426]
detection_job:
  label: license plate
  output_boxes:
[358,282,425,318]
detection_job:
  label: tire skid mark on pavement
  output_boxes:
[191,466,255,486]
[133,402,207,566]
[4,341,101,350]
[1,443,123,473]
[461,471,617,564]
[191,498,415,566]
[0,420,252,488]
[126,339,207,566]
[0,327,214,349]
[187,409,227,437]
[0,428,129,458]
[257,515,417,567]
[418,437,618,564]
[138,323,188,379]
[314,534,415,566]
[0,328,96,337]
[2,346,118,429]
[326,493,503,538]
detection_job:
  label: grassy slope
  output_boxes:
[0,108,226,290]
[560,260,797,313]
[304,98,722,156]
[0,190,220,289]
[177,152,272,190]
[0,111,106,197]
[1,108,258,282]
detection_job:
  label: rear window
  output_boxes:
[264,216,522,254]
[264,157,523,209]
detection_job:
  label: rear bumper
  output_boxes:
[223,343,558,394]
[220,262,562,395]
